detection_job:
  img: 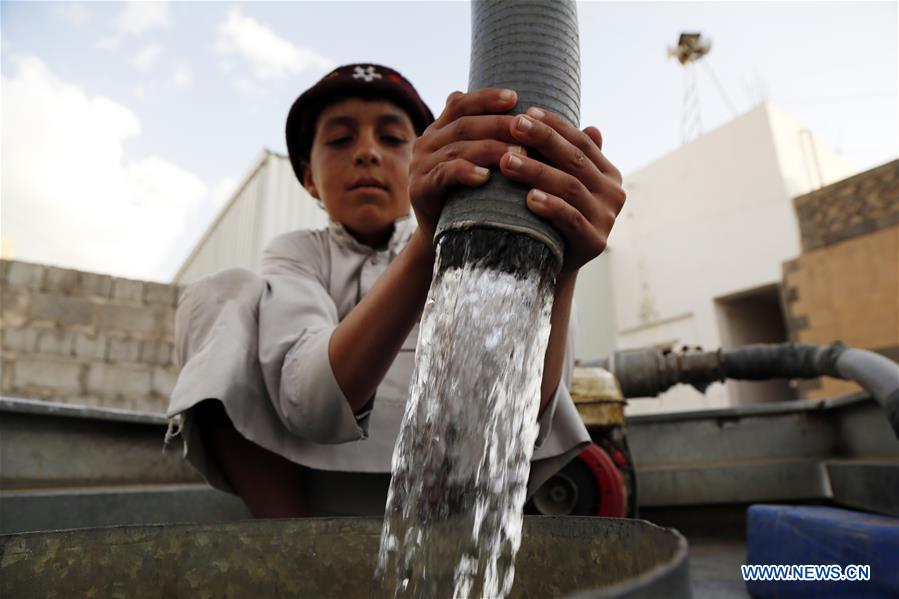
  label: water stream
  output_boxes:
[374,230,557,598]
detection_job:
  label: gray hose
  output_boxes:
[725,343,899,438]
[588,342,899,439]
[835,348,899,437]
[434,0,581,271]
[722,342,844,379]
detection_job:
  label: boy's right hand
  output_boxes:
[409,87,625,281]
[408,88,526,244]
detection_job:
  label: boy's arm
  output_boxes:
[538,272,577,415]
[328,229,436,413]
[330,225,575,420]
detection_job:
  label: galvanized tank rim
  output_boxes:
[1,515,692,598]
[565,517,691,599]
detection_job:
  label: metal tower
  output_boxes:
[669,32,738,146]
[669,33,711,145]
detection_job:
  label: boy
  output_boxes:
[166,63,625,517]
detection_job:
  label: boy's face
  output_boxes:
[303,97,416,246]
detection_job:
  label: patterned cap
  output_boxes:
[285,63,435,183]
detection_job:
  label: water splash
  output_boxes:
[374,230,556,598]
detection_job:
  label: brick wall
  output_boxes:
[782,160,899,400]
[1,260,181,413]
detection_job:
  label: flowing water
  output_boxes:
[374,230,557,599]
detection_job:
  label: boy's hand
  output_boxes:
[409,88,526,244]
[409,88,626,279]
[503,105,625,279]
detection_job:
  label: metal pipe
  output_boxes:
[434,0,581,271]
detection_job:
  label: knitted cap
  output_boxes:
[285,63,434,182]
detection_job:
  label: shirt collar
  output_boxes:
[328,212,417,256]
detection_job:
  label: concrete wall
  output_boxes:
[1,260,180,413]
[610,103,858,415]
[572,251,617,361]
[767,103,860,200]
[782,160,899,400]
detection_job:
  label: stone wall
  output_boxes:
[782,160,899,400]
[794,160,899,252]
[1,260,181,413]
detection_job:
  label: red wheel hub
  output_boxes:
[577,443,628,517]
[530,443,629,517]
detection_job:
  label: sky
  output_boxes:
[1,1,896,283]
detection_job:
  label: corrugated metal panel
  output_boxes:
[174,150,328,285]
[259,153,329,258]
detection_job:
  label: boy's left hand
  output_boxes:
[503,106,626,280]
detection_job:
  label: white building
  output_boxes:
[582,102,857,414]
[175,102,858,414]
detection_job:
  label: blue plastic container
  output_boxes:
[746,504,899,598]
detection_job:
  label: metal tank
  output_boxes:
[0,516,690,599]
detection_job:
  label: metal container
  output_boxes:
[1,516,691,598]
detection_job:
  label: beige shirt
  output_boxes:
[167,215,590,497]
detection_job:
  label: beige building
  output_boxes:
[782,160,899,401]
